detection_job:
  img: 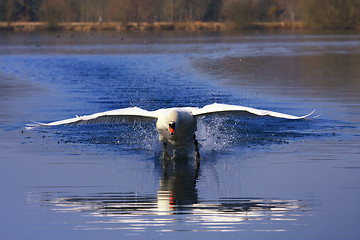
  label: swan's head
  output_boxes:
[169,122,175,135]
[168,110,179,135]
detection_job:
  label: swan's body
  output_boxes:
[156,108,197,147]
[26,103,314,158]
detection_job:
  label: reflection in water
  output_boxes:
[29,155,308,233]
[157,155,199,214]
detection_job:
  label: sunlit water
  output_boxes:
[0,31,359,239]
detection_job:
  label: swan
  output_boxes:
[26,103,315,158]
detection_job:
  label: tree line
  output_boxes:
[1,0,360,29]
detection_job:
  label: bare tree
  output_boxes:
[222,0,258,28]
[300,0,360,28]
[4,0,15,24]
[39,0,74,29]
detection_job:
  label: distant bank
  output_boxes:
[0,21,305,32]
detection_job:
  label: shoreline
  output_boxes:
[0,21,305,32]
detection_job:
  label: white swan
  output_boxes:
[26,103,314,158]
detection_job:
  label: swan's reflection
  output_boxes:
[29,155,308,232]
[157,153,200,214]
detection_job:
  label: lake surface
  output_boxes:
[0,31,359,240]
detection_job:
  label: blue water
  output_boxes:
[0,31,359,240]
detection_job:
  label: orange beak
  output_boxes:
[169,126,175,135]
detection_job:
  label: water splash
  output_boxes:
[196,117,233,152]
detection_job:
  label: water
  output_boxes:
[0,31,359,239]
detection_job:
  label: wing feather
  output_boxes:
[26,107,158,130]
[192,103,315,120]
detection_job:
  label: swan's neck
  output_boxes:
[169,110,179,123]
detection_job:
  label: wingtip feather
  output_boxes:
[25,121,43,130]
[301,109,316,119]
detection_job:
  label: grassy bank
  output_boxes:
[0,21,305,32]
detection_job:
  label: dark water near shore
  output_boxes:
[0,31,359,239]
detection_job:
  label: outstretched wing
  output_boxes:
[192,103,315,120]
[26,107,158,130]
